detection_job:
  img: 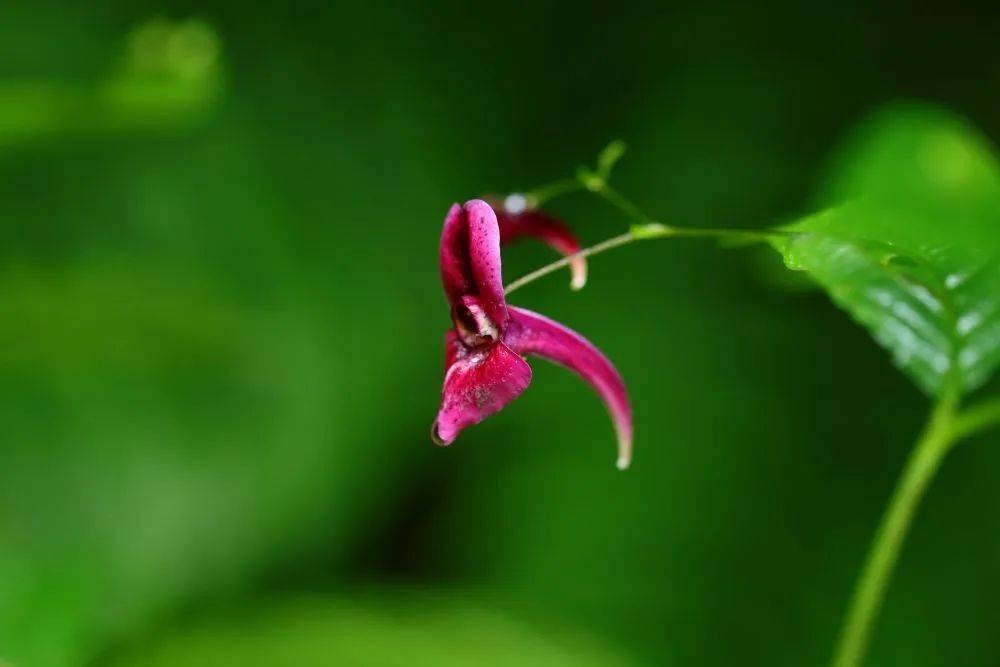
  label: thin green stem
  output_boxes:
[503,223,791,295]
[830,382,962,667]
[527,168,651,222]
[952,394,1000,441]
[591,182,653,223]
[668,227,793,242]
[525,178,582,207]
[504,230,639,295]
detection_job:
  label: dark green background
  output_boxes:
[2,3,999,665]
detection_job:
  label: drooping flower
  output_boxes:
[493,193,588,290]
[432,199,633,469]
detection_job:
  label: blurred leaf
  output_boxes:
[0,18,221,153]
[0,258,346,666]
[773,104,1000,395]
[96,19,221,132]
[104,595,630,667]
[818,104,1000,212]
[0,9,455,664]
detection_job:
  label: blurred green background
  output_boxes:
[2,3,999,666]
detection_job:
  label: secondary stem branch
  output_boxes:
[526,178,582,207]
[952,395,1000,441]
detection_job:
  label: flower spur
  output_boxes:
[493,193,588,290]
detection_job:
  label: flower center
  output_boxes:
[452,296,500,347]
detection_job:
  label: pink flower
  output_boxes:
[432,199,633,469]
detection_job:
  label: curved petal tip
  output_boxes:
[569,256,588,291]
[430,422,452,447]
[505,306,633,469]
[616,442,632,470]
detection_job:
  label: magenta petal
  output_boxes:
[505,306,633,469]
[444,329,462,372]
[463,199,508,330]
[432,341,532,446]
[498,209,588,290]
[440,203,473,307]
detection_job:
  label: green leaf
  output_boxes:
[773,104,1000,396]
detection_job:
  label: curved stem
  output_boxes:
[503,223,791,295]
[505,230,638,295]
[830,384,961,667]
[525,178,582,207]
[592,182,653,223]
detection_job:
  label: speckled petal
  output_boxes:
[432,341,532,446]
[444,329,463,372]
[463,199,508,330]
[505,306,633,469]
[439,203,473,307]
